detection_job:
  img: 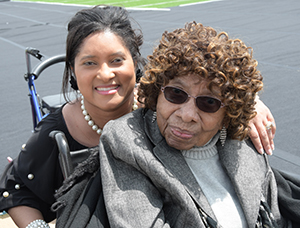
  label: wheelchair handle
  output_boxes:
[32,54,65,80]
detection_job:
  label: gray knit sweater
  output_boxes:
[182,134,247,228]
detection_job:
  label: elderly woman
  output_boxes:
[97,22,299,228]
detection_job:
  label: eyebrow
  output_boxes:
[171,77,200,87]
[171,77,217,96]
[79,55,95,61]
[111,51,126,56]
[79,51,126,61]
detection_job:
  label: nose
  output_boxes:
[176,97,200,123]
[97,63,115,82]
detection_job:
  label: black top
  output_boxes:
[0,105,87,222]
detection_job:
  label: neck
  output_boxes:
[181,133,220,159]
[83,94,135,130]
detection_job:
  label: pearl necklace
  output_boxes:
[80,95,138,135]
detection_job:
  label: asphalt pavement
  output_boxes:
[0,0,299,175]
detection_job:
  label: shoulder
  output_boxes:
[34,104,83,147]
[20,105,69,151]
[102,109,145,138]
[218,140,272,180]
[19,104,76,167]
[19,106,67,162]
[219,139,267,162]
[219,139,271,174]
[35,105,66,133]
[100,109,154,164]
[106,108,144,127]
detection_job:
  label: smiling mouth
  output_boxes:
[95,85,120,95]
[96,85,119,91]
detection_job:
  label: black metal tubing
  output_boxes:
[49,130,74,179]
[32,54,65,80]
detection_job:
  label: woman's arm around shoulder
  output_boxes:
[249,99,276,155]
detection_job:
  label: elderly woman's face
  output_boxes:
[156,74,225,151]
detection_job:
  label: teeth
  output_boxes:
[96,86,118,91]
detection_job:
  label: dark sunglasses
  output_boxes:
[161,86,225,113]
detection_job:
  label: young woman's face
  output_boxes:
[74,31,136,112]
[156,74,225,151]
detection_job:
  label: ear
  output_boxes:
[134,60,143,83]
[69,75,79,90]
[136,69,142,83]
[69,66,78,90]
[70,66,74,75]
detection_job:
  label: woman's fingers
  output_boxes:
[249,99,276,155]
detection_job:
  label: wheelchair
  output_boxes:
[0,48,90,219]
[25,47,79,179]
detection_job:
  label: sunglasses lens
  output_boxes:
[163,87,188,104]
[196,96,221,113]
[162,86,223,113]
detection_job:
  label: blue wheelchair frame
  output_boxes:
[24,48,74,178]
[25,47,65,129]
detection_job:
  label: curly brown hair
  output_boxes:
[138,22,263,140]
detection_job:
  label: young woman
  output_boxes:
[0,5,143,228]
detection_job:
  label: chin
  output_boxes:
[176,145,194,151]
[166,138,194,151]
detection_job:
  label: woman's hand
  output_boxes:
[249,99,276,155]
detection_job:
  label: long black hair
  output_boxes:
[62,5,145,101]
